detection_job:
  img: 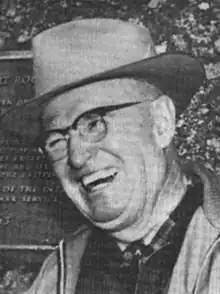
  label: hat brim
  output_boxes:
[0,52,205,146]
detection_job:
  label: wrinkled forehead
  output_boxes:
[41,78,160,130]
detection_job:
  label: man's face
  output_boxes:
[42,79,167,234]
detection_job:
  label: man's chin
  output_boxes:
[88,208,123,223]
[85,208,138,235]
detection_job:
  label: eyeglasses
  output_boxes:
[40,101,142,162]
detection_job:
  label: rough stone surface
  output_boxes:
[148,0,167,9]
[214,37,220,53]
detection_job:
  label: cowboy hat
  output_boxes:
[0,18,206,146]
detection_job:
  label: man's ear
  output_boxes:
[151,95,176,149]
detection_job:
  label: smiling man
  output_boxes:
[42,79,169,243]
[1,18,220,294]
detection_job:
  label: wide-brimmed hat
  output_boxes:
[0,18,206,146]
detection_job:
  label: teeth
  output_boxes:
[89,182,109,192]
[82,168,117,189]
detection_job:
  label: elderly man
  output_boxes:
[1,18,220,294]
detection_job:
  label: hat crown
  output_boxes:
[32,18,156,96]
[0,19,205,145]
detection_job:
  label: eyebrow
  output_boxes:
[44,101,142,133]
[81,102,141,116]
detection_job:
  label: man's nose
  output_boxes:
[67,134,95,169]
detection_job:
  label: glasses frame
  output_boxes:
[38,100,145,162]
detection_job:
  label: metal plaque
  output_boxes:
[0,51,84,264]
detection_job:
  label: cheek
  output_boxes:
[123,133,161,193]
[52,159,73,185]
[51,161,65,178]
[103,126,148,177]
[53,161,84,207]
[108,135,147,196]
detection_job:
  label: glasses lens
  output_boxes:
[78,113,107,142]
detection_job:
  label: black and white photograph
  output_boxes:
[0,0,219,293]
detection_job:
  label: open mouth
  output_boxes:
[81,168,118,193]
